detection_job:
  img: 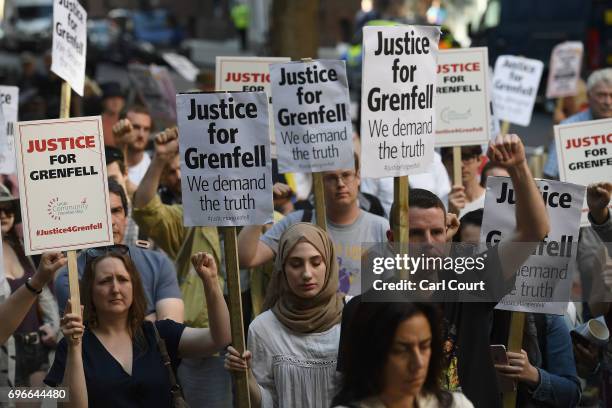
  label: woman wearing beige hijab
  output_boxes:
[225,223,344,408]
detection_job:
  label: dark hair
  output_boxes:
[333,302,452,407]
[105,146,127,175]
[480,161,506,188]
[389,188,446,228]
[81,252,147,342]
[441,145,483,162]
[453,208,484,242]
[107,178,128,215]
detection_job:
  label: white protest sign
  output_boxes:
[492,56,543,127]
[216,56,290,158]
[546,41,583,99]
[177,92,272,227]
[360,25,440,178]
[15,116,113,254]
[51,0,87,96]
[554,117,612,226]
[162,52,200,82]
[435,47,490,147]
[0,86,19,174]
[270,60,354,173]
[481,177,584,315]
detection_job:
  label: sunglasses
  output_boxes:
[84,244,130,265]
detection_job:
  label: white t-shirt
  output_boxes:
[127,153,151,186]
[249,310,341,408]
[458,191,486,219]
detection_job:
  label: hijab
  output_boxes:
[265,223,344,333]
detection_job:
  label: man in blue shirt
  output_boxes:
[544,68,612,179]
[55,179,184,321]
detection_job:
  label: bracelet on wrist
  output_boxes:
[25,277,43,295]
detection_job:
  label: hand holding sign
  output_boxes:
[60,299,84,347]
[448,185,466,215]
[487,134,526,169]
[494,349,540,386]
[32,251,67,289]
[154,127,179,163]
[587,182,612,224]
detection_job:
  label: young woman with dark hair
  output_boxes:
[333,302,473,408]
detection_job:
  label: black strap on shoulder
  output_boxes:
[301,208,313,223]
[534,314,548,368]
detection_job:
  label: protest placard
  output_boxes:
[216,56,290,158]
[128,64,177,125]
[269,59,354,173]
[14,116,113,254]
[435,47,490,147]
[546,41,583,99]
[51,0,87,96]
[492,56,543,127]
[360,25,441,178]
[176,92,272,227]
[0,86,18,174]
[162,52,200,82]
[554,117,612,226]
[480,177,584,315]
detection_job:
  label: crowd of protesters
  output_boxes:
[0,7,611,408]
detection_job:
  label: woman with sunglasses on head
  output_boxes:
[44,250,231,408]
[0,184,64,397]
[333,302,473,408]
[225,223,344,408]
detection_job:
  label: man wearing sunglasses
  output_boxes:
[54,178,184,323]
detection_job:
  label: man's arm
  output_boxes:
[587,182,612,243]
[488,134,550,281]
[238,225,275,268]
[133,127,178,209]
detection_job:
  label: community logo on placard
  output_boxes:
[47,197,88,221]
[440,107,472,124]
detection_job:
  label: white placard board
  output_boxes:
[554,117,612,226]
[360,25,441,178]
[51,0,87,96]
[546,41,583,99]
[492,55,543,127]
[215,56,290,158]
[177,92,273,227]
[270,59,354,173]
[481,177,584,315]
[0,86,18,174]
[435,47,490,147]
[15,116,113,254]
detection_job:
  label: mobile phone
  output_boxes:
[490,344,508,365]
[490,344,516,392]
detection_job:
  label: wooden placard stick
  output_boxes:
[300,57,327,231]
[503,311,526,408]
[222,226,251,407]
[500,120,510,136]
[452,146,462,186]
[392,176,409,279]
[60,81,82,319]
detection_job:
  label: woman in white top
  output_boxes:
[225,222,344,408]
[333,302,473,408]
